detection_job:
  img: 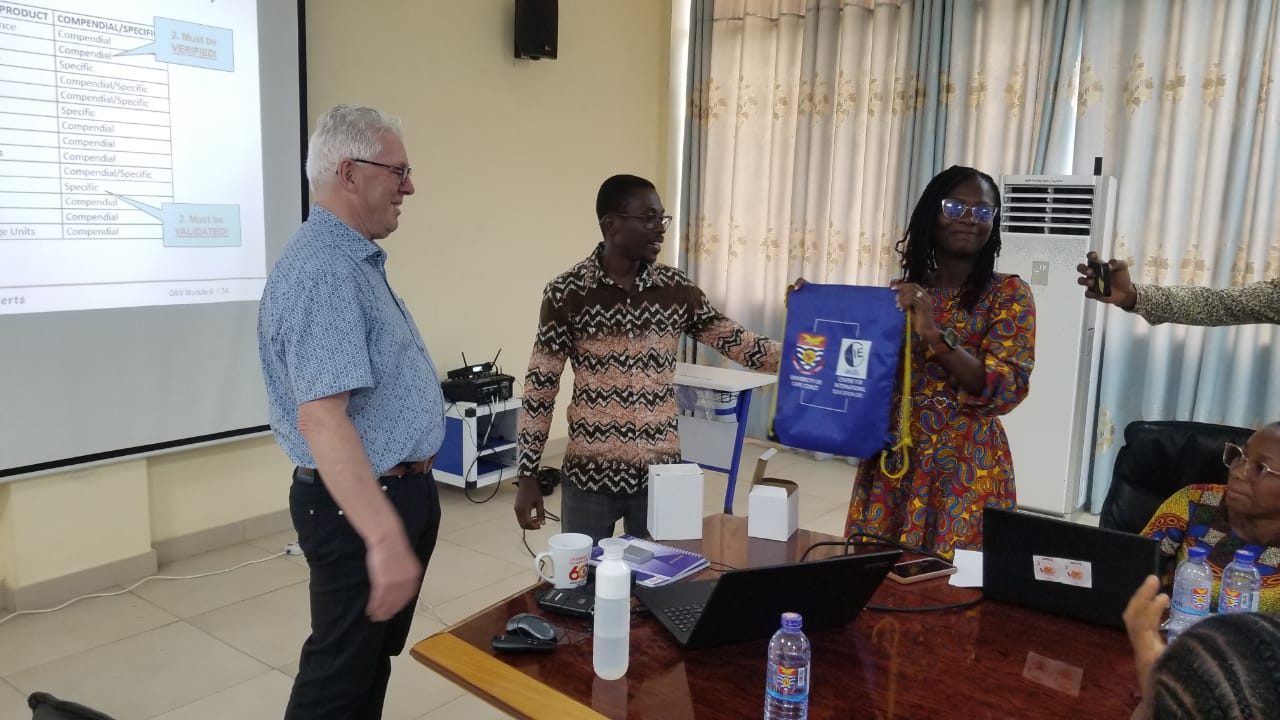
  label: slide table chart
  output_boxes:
[1,2,173,242]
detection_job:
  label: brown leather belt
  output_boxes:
[293,457,434,484]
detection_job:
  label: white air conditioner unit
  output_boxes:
[996,174,1118,517]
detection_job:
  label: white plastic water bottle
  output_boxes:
[593,538,630,680]
[1165,545,1213,640]
[1217,548,1261,614]
[764,611,810,720]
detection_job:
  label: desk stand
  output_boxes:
[674,362,776,513]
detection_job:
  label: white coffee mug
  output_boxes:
[534,532,592,589]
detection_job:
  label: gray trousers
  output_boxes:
[560,481,649,544]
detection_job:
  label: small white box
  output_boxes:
[647,462,704,540]
[747,449,799,541]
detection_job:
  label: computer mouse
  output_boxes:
[505,612,558,642]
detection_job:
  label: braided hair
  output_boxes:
[1149,612,1280,719]
[896,165,1003,312]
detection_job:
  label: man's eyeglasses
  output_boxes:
[353,159,412,187]
[612,213,673,230]
[940,198,997,224]
[1223,442,1280,480]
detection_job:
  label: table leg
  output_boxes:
[723,388,754,514]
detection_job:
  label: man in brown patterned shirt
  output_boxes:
[1078,251,1280,325]
[513,175,782,542]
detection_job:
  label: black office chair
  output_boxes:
[1099,420,1252,534]
[28,693,117,720]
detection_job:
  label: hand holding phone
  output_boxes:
[888,557,957,584]
[1086,259,1112,297]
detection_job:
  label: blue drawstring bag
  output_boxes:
[770,283,907,460]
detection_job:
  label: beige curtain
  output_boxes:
[686,0,1075,435]
[1078,0,1280,510]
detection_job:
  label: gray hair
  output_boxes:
[305,104,403,191]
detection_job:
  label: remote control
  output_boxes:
[490,634,556,653]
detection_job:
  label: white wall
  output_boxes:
[0,0,673,606]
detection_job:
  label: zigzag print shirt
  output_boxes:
[517,244,781,495]
[1132,278,1280,326]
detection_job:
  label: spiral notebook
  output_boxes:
[588,536,708,588]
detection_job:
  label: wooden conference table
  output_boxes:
[411,515,1139,719]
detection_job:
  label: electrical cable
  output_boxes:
[462,398,504,503]
[521,508,562,558]
[800,534,986,613]
[0,551,288,626]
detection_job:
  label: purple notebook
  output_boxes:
[588,535,709,588]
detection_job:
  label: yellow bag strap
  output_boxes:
[879,312,913,479]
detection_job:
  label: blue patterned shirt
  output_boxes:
[258,206,445,475]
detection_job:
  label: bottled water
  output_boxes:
[593,538,630,680]
[764,612,810,720]
[1217,548,1261,614]
[1165,545,1213,640]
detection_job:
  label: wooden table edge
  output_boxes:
[411,633,607,720]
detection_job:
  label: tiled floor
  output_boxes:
[0,442,860,720]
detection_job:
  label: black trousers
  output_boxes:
[284,471,441,720]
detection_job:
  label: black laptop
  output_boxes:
[983,507,1160,628]
[633,549,900,650]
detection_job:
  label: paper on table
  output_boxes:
[949,548,983,587]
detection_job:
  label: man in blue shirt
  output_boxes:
[258,104,445,719]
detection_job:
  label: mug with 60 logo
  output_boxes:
[535,532,592,589]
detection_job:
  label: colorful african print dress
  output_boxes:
[1142,484,1280,613]
[846,274,1035,559]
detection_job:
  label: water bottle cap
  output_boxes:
[1187,545,1209,560]
[780,612,803,629]
[1233,548,1258,564]
[598,537,628,560]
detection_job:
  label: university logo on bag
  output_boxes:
[836,338,872,379]
[792,332,826,375]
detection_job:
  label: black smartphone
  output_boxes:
[1087,259,1112,297]
[887,557,957,584]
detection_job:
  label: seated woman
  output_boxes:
[1141,422,1280,612]
[1124,576,1280,719]
[846,166,1035,558]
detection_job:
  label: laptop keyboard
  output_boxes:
[661,602,705,633]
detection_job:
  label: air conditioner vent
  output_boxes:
[1001,183,1096,236]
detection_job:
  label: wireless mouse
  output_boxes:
[504,612,558,642]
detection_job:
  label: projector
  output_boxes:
[441,350,513,404]
[442,374,514,404]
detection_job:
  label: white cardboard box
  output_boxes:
[747,449,799,541]
[647,462,704,540]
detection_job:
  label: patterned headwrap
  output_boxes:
[1151,612,1280,718]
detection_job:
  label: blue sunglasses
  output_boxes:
[940,198,997,224]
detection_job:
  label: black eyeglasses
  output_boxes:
[940,198,997,224]
[352,159,412,187]
[1223,442,1280,480]
[611,213,672,230]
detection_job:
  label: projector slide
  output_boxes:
[0,0,266,315]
